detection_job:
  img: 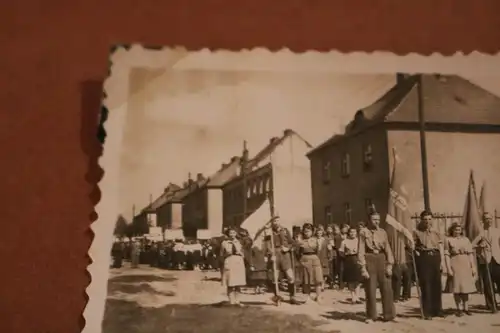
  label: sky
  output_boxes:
[114,49,500,220]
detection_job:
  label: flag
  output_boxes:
[240,198,273,241]
[463,171,482,241]
[385,148,414,264]
[479,181,486,216]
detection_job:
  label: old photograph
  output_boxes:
[87,47,500,333]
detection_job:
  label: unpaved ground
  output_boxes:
[103,264,500,333]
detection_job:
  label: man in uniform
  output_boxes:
[358,212,396,323]
[472,212,500,312]
[265,216,299,304]
[412,211,445,320]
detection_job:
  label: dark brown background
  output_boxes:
[1,1,499,332]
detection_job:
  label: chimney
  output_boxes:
[269,137,279,144]
[221,163,228,169]
[230,156,239,163]
[242,140,249,163]
[196,173,204,181]
[283,129,293,136]
[396,73,410,85]
[183,181,189,188]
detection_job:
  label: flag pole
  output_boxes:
[392,147,425,319]
[242,140,248,225]
[417,75,431,212]
[267,191,281,305]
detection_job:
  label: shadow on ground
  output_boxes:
[107,282,176,297]
[109,274,177,283]
[103,299,337,333]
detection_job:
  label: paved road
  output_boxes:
[105,264,500,333]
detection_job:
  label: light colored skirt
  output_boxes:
[223,255,247,287]
[300,254,323,286]
[450,254,476,294]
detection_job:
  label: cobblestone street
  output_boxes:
[103,264,500,333]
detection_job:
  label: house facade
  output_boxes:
[223,129,314,230]
[308,74,500,227]
[181,158,242,238]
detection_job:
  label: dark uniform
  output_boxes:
[265,226,297,301]
[358,227,396,322]
[413,228,444,318]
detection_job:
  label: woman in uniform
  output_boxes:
[316,225,330,291]
[339,227,362,304]
[220,227,247,306]
[297,223,324,304]
[444,222,477,316]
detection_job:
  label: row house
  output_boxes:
[223,129,314,230]
[180,157,242,238]
[307,74,500,227]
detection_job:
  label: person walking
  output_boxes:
[220,227,247,306]
[338,227,362,304]
[297,223,324,304]
[472,212,500,312]
[358,212,396,323]
[444,222,477,316]
[412,211,445,320]
[325,224,336,289]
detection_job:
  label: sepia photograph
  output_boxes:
[88,47,500,333]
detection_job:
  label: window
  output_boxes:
[324,205,333,224]
[322,159,331,183]
[343,202,352,225]
[341,152,351,177]
[246,183,252,198]
[365,198,374,215]
[363,143,373,171]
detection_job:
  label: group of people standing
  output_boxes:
[219,211,500,323]
[110,238,221,271]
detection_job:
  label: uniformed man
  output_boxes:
[412,210,445,319]
[265,216,300,304]
[472,212,500,312]
[358,212,396,323]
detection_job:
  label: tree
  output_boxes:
[114,215,131,239]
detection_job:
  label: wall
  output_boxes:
[207,188,224,236]
[270,135,314,230]
[156,203,171,229]
[387,130,500,215]
[171,203,183,229]
[182,188,208,231]
[309,126,390,227]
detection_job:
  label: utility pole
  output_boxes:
[417,75,431,211]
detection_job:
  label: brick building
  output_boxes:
[223,129,313,230]
[307,74,500,227]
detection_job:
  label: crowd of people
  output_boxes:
[110,210,500,323]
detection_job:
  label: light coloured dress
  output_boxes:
[444,236,476,294]
[220,239,247,287]
[298,237,323,286]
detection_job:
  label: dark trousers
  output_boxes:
[336,256,345,289]
[392,263,412,300]
[363,253,395,320]
[478,258,500,310]
[415,251,442,317]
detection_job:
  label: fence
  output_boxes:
[410,210,500,235]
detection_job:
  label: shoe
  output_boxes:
[365,319,374,324]
[455,310,463,317]
[464,310,472,316]
[383,317,397,323]
[424,316,432,320]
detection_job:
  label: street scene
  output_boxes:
[104,263,499,333]
[101,48,500,333]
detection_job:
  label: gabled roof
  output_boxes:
[206,157,241,187]
[308,74,500,157]
[246,129,313,170]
